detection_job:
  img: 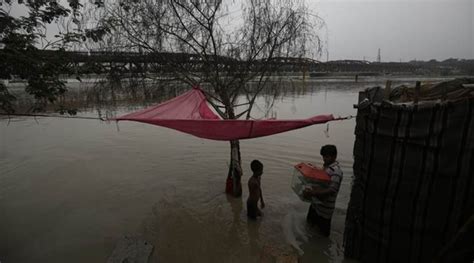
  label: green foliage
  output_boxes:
[0,0,107,114]
[0,83,16,113]
[85,26,110,42]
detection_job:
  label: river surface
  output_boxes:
[0,77,453,262]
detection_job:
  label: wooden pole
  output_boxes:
[414,81,421,104]
[384,80,392,100]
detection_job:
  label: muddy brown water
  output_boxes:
[0,77,453,262]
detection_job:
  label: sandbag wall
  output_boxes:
[343,83,474,262]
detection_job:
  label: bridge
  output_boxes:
[2,49,469,76]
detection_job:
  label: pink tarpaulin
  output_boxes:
[114,87,335,141]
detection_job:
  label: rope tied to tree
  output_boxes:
[0,113,108,121]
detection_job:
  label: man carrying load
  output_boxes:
[303,145,343,237]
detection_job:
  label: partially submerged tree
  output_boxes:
[98,0,322,197]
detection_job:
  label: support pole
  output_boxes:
[384,80,392,100]
[414,81,421,104]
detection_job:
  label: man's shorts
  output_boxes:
[307,204,331,236]
[247,200,258,220]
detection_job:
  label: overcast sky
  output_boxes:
[5,0,473,62]
[311,0,473,62]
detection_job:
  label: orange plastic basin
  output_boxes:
[294,162,331,182]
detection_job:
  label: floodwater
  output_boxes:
[0,77,453,262]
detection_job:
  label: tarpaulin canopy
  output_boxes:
[114,87,335,141]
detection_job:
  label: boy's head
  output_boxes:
[251,159,263,176]
[320,145,337,166]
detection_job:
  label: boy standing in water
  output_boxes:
[247,160,265,220]
[303,145,343,236]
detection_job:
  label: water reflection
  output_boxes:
[4,76,393,117]
[138,195,267,262]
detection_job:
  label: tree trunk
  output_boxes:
[226,140,242,197]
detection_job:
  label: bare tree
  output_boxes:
[96,0,322,197]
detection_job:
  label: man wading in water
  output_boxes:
[247,160,265,220]
[303,145,343,236]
